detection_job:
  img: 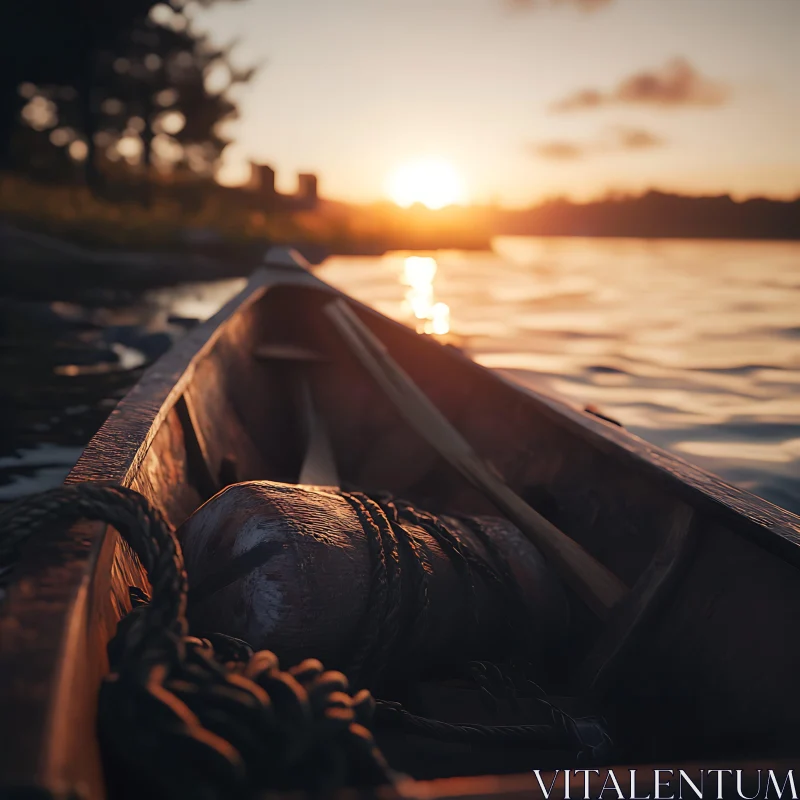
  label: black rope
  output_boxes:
[338,492,539,691]
[0,484,396,797]
[374,699,613,761]
[454,514,543,655]
[389,498,480,630]
[372,496,432,659]
[0,483,186,665]
[339,492,401,687]
[0,483,613,797]
[375,699,568,745]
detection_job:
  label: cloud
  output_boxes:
[504,0,612,12]
[531,126,664,160]
[612,126,663,150]
[551,58,729,111]
[534,141,585,160]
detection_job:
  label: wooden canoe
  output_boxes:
[1,248,799,798]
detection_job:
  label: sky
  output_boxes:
[192,0,800,207]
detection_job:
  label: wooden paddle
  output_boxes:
[324,299,627,620]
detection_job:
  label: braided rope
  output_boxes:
[374,699,612,760]
[0,483,397,795]
[339,492,395,687]
[338,492,533,691]
[0,482,611,793]
[375,699,569,745]
[0,483,186,660]
[375,498,432,661]
[392,499,480,630]
[454,515,542,654]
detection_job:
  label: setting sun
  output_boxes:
[387,158,465,209]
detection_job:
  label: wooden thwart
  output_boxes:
[324,299,628,620]
[253,343,327,362]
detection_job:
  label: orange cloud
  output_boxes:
[531,126,664,160]
[551,58,729,111]
[533,141,585,160]
[612,126,663,150]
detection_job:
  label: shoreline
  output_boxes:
[3,224,799,302]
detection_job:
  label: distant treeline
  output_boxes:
[490,191,799,240]
[298,191,800,255]
[3,177,797,266]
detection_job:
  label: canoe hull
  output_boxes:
[2,254,799,796]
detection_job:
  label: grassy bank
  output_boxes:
[0,174,493,257]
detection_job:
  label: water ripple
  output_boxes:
[318,238,800,514]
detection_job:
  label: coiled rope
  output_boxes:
[0,483,611,797]
[0,484,395,797]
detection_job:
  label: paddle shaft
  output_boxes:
[325,300,627,620]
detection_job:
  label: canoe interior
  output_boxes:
[2,264,800,797]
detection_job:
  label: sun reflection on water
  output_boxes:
[401,256,450,335]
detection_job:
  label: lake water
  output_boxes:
[0,279,247,502]
[318,237,800,515]
[1,237,797,516]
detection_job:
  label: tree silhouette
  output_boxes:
[1,1,252,190]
